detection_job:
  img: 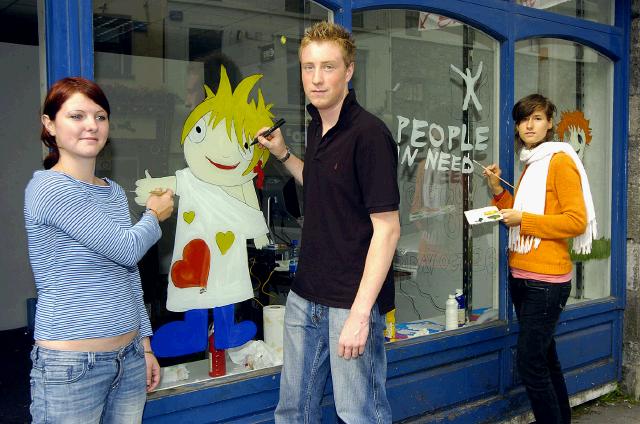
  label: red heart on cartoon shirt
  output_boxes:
[171,239,210,289]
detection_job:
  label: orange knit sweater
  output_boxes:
[493,152,587,275]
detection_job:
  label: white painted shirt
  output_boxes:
[167,168,268,311]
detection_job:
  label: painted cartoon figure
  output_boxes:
[135,66,272,356]
[556,110,592,161]
[556,109,611,263]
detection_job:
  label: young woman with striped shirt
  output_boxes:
[24,77,174,423]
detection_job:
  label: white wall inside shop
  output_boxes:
[0,42,40,330]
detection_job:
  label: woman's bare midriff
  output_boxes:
[36,329,138,352]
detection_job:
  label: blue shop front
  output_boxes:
[27,0,632,422]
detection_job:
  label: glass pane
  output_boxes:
[2,4,47,421]
[515,38,613,304]
[517,0,614,25]
[0,0,41,331]
[353,10,500,340]
[93,0,328,388]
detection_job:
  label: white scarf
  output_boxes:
[509,142,597,255]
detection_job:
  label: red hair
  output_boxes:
[556,110,592,145]
[41,77,110,169]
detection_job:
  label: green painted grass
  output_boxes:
[570,237,611,262]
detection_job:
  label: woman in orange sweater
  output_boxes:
[483,94,597,424]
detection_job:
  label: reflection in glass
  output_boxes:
[0,0,42,334]
[517,0,614,25]
[1,3,43,422]
[515,38,613,303]
[353,10,500,336]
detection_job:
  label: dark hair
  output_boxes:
[512,94,556,150]
[41,77,110,169]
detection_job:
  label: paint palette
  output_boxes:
[464,206,503,225]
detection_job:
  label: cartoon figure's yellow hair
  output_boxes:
[182,66,273,175]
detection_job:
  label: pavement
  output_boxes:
[572,398,640,423]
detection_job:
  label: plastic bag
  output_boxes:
[227,340,282,369]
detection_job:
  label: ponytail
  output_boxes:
[43,147,59,169]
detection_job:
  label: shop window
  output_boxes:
[0,0,42,330]
[516,0,614,25]
[0,0,43,417]
[0,0,38,45]
[92,0,328,390]
[352,9,501,340]
[94,15,134,78]
[515,38,613,304]
[285,0,310,14]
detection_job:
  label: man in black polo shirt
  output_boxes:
[257,21,400,423]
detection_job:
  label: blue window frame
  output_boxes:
[42,0,630,421]
[44,0,94,85]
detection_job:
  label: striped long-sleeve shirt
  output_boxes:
[24,170,161,340]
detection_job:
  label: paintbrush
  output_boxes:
[472,159,515,190]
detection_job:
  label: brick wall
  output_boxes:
[623,0,640,400]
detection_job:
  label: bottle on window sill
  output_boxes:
[455,289,466,325]
[209,333,226,377]
[445,295,458,331]
[384,309,396,341]
[289,239,299,279]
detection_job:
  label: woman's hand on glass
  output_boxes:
[145,189,175,222]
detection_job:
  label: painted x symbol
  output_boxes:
[450,61,483,111]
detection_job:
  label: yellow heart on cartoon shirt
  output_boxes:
[183,211,195,224]
[216,231,235,255]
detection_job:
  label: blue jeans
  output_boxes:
[30,336,147,424]
[510,277,572,424]
[275,291,392,424]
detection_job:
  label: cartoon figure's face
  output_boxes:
[183,113,256,186]
[566,126,586,160]
[180,65,272,186]
[556,111,591,162]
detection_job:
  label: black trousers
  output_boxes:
[510,277,572,424]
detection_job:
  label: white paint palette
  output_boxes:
[464,206,503,225]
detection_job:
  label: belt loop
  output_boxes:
[32,344,39,362]
[88,351,95,367]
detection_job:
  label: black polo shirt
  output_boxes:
[292,90,400,315]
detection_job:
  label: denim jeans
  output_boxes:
[510,277,572,424]
[275,291,392,424]
[30,336,147,424]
